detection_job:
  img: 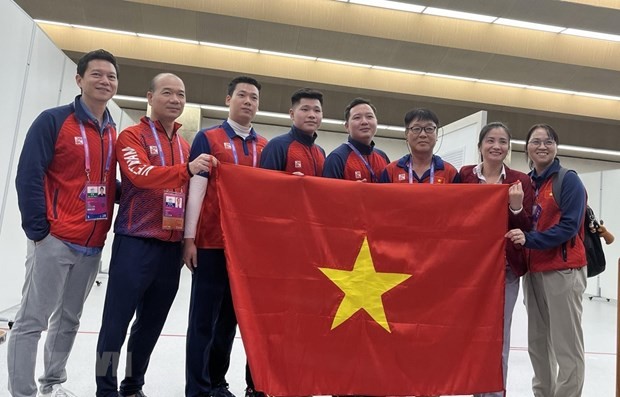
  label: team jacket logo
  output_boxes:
[149,146,159,155]
[355,171,362,179]
[224,142,232,149]
[295,160,302,168]
[74,137,84,145]
[436,177,445,184]
[122,146,154,176]
[398,173,406,181]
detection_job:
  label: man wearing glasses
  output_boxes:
[380,108,458,184]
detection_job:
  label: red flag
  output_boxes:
[217,164,507,396]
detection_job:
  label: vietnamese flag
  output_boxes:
[217,163,507,396]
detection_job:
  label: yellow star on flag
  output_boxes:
[319,237,411,332]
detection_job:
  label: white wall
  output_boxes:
[0,0,134,311]
[580,170,620,300]
[435,111,487,170]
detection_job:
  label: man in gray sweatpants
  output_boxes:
[8,49,119,397]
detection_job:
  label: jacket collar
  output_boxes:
[223,119,258,140]
[530,158,561,187]
[142,116,182,138]
[347,136,374,155]
[74,95,114,132]
[290,125,317,147]
[396,154,445,171]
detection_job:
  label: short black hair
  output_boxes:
[228,76,261,96]
[525,123,560,169]
[404,108,439,128]
[344,98,377,122]
[76,49,119,77]
[525,123,559,145]
[291,88,324,106]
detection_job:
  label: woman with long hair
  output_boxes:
[458,122,534,396]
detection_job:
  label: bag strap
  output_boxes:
[551,167,577,255]
[551,166,569,207]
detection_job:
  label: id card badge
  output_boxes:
[532,203,542,229]
[163,191,185,230]
[85,183,108,221]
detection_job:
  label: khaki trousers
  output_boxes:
[523,266,586,397]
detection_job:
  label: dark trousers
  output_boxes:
[95,234,182,397]
[246,363,255,390]
[185,249,238,397]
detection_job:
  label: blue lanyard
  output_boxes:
[229,136,257,167]
[78,121,113,182]
[408,156,435,184]
[149,120,185,166]
[346,142,377,182]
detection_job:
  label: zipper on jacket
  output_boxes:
[85,125,105,246]
[166,134,176,241]
[52,188,59,219]
[305,145,318,176]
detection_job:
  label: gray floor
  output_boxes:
[0,270,616,396]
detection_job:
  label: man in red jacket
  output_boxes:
[10,49,119,397]
[95,73,215,397]
[184,76,268,397]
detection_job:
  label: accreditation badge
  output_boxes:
[163,191,185,230]
[84,183,108,221]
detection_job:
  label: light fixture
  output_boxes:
[37,20,620,104]
[199,42,260,53]
[371,65,425,75]
[113,95,147,103]
[558,144,620,156]
[422,7,497,23]
[426,72,477,82]
[477,79,528,89]
[317,58,372,68]
[494,18,565,33]
[137,33,199,45]
[561,28,620,42]
[256,111,293,120]
[34,19,70,27]
[259,50,317,61]
[113,94,620,158]
[200,105,229,112]
[321,118,346,125]
[511,140,620,158]
[347,0,425,13]
[70,24,136,36]
[579,92,620,101]
[528,86,575,95]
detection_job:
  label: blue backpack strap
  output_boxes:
[551,167,569,207]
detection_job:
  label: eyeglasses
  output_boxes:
[528,139,555,147]
[406,125,437,135]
